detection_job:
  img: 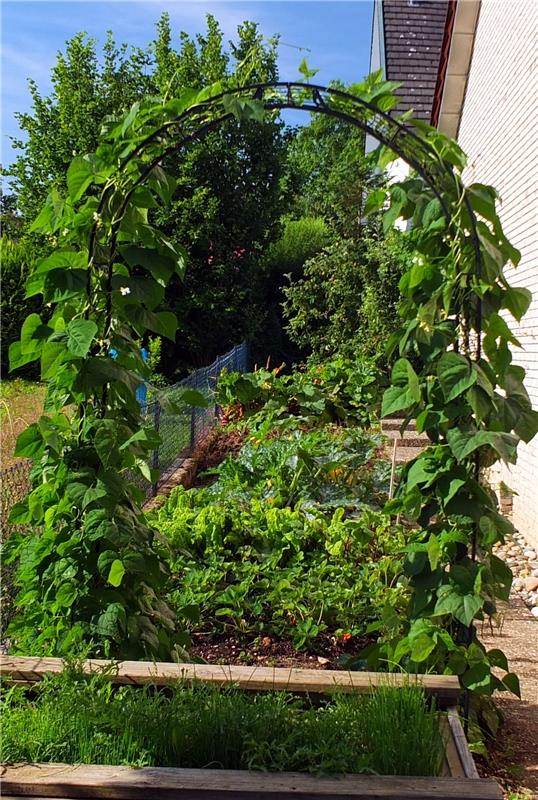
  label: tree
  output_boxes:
[8,31,153,225]
[282,97,411,367]
[283,231,410,365]
[0,194,24,239]
[153,19,291,370]
[6,15,290,373]
[285,99,373,239]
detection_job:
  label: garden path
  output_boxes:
[381,417,428,463]
[479,596,538,797]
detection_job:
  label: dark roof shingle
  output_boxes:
[383,0,449,120]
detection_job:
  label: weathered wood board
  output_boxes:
[0,763,503,800]
[0,655,460,706]
[0,659,499,798]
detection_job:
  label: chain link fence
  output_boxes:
[0,342,249,538]
[142,341,249,494]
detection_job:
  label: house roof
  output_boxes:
[433,0,481,137]
[382,0,450,120]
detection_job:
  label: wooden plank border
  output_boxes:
[447,708,480,780]
[0,656,460,706]
[0,763,503,799]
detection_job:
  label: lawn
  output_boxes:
[0,379,45,469]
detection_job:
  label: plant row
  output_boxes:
[1,667,444,776]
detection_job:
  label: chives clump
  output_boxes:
[0,670,445,776]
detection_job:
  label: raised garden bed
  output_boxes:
[0,656,501,799]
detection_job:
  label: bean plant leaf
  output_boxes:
[422,198,444,228]
[180,389,209,408]
[410,632,437,662]
[67,155,100,201]
[462,662,491,692]
[66,320,98,357]
[96,603,126,637]
[35,251,87,274]
[298,57,319,81]
[383,186,407,233]
[501,672,521,698]
[381,358,421,417]
[14,424,43,457]
[363,189,387,216]
[41,342,68,379]
[488,554,513,601]
[503,286,532,321]
[108,559,126,588]
[487,648,508,671]
[447,429,518,464]
[434,585,483,627]
[437,352,477,402]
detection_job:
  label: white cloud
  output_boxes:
[1,43,53,98]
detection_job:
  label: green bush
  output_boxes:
[0,237,40,376]
[216,355,380,428]
[264,216,330,276]
[283,232,411,368]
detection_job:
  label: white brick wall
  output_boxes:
[457,0,538,549]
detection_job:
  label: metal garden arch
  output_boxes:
[88,82,485,721]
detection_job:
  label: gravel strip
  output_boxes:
[494,533,538,618]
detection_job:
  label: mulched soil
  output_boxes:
[190,632,372,670]
[190,426,247,488]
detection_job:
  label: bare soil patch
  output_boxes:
[191,425,247,488]
[190,632,372,670]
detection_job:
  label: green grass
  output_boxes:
[1,669,445,776]
[0,379,46,468]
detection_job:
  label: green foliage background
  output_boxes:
[5,14,291,374]
[0,238,41,377]
[280,104,411,367]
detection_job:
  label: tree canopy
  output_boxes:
[5,14,291,373]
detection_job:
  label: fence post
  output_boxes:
[213,355,221,420]
[151,401,161,497]
[190,404,196,452]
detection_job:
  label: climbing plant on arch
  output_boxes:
[7,74,537,695]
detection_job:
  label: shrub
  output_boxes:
[0,237,40,377]
[216,355,380,428]
[264,216,330,276]
[283,232,411,368]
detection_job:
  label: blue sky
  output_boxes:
[1,1,374,169]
